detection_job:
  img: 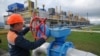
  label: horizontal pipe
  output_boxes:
[32,42,97,56]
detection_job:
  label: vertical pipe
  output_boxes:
[35,0,37,9]
[35,0,37,15]
[87,13,88,25]
[28,0,32,17]
[56,6,59,25]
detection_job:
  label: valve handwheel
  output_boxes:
[30,16,47,41]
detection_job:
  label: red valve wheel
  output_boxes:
[30,16,47,41]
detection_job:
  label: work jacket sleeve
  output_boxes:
[21,27,30,35]
[15,36,46,50]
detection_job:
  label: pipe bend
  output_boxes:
[32,42,50,56]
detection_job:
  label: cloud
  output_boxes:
[89,17,100,24]
[0,0,25,22]
[35,0,60,9]
[0,0,100,24]
[59,0,99,9]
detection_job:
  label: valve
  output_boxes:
[30,16,47,40]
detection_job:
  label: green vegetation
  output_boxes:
[82,25,100,31]
[67,32,100,56]
[0,29,8,34]
[92,25,100,28]
[0,31,100,56]
[0,29,8,31]
[0,34,8,50]
[90,25,100,31]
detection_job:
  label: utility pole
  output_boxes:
[87,13,88,20]
[87,13,88,25]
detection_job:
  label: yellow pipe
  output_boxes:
[28,0,32,17]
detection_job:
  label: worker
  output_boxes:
[7,13,47,56]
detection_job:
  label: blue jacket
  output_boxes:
[7,27,46,56]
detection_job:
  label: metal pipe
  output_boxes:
[32,42,49,56]
[32,42,97,56]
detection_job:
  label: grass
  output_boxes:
[0,29,8,34]
[0,31,100,56]
[0,29,8,31]
[90,25,100,31]
[82,25,100,31]
[67,32,100,56]
[92,25,100,28]
[0,34,8,50]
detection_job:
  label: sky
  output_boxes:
[0,0,100,24]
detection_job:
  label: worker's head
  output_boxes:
[7,13,24,31]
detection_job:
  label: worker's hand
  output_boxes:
[41,35,47,40]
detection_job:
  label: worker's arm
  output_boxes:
[21,27,30,35]
[15,36,46,50]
